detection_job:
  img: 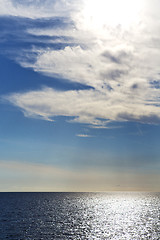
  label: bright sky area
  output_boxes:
[0,0,160,191]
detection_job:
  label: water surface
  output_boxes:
[0,192,160,239]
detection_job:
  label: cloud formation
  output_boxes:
[5,86,160,126]
[76,134,93,138]
[2,0,160,126]
[0,0,79,19]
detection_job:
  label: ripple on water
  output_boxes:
[0,192,160,239]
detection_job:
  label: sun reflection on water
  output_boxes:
[81,192,160,239]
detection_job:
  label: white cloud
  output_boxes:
[2,0,160,126]
[76,134,93,138]
[4,86,160,126]
[0,0,80,19]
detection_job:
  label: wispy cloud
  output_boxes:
[0,0,80,19]
[76,134,93,138]
[4,84,160,126]
[90,125,123,129]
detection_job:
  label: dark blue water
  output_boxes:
[0,192,160,239]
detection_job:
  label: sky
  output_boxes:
[0,0,160,191]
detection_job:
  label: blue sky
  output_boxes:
[0,0,160,191]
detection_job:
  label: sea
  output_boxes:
[0,192,160,239]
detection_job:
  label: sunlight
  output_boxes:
[81,0,144,30]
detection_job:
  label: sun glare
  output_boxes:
[81,0,144,30]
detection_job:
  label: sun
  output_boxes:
[80,0,144,31]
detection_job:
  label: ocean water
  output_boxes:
[0,192,160,239]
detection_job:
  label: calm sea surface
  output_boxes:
[0,192,160,239]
